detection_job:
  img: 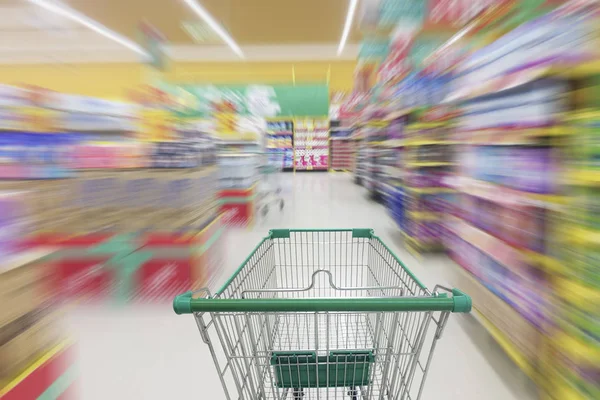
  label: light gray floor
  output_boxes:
[66,172,538,399]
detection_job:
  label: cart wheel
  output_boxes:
[292,388,304,399]
[347,387,358,400]
[279,199,284,211]
[261,205,269,217]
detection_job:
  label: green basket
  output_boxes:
[271,351,375,388]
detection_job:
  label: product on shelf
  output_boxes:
[330,137,355,171]
[218,154,259,189]
[294,118,330,170]
[267,120,293,134]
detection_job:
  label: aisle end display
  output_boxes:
[294,118,330,171]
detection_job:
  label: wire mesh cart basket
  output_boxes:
[174,229,471,400]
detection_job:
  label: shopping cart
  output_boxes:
[257,151,285,217]
[174,229,471,400]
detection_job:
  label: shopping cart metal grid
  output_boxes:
[174,229,471,400]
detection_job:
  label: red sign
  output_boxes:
[220,202,253,227]
[134,259,192,301]
[54,258,113,300]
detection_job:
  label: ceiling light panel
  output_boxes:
[27,0,149,57]
[338,0,358,56]
[182,0,244,58]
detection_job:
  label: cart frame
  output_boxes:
[174,229,471,400]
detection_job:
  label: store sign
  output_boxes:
[176,84,329,118]
[379,0,427,28]
[359,37,391,61]
[135,259,191,301]
[55,258,113,300]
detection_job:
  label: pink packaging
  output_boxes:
[0,192,27,260]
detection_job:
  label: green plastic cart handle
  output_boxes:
[173,289,471,314]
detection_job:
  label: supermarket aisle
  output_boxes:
[66,173,537,400]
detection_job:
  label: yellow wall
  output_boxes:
[0,61,356,99]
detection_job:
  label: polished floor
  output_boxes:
[67,173,538,399]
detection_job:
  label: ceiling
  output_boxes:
[5,0,362,46]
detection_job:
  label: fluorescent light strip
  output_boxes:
[182,0,244,58]
[337,0,358,56]
[27,0,149,58]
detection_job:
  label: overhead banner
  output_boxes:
[174,84,329,118]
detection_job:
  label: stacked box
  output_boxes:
[4,165,219,238]
[0,250,60,382]
[132,215,223,301]
[219,187,256,227]
[47,216,224,303]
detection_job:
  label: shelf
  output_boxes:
[555,276,600,311]
[546,59,600,78]
[407,121,451,130]
[444,66,550,103]
[295,146,329,150]
[552,329,600,367]
[474,308,535,379]
[295,167,328,171]
[407,211,442,220]
[521,250,564,274]
[453,126,571,145]
[446,176,567,208]
[404,186,453,194]
[565,170,600,186]
[398,228,441,249]
[381,139,405,148]
[384,107,415,121]
[446,213,566,276]
[448,258,540,381]
[366,120,388,127]
[406,161,454,168]
[444,215,533,280]
[404,140,458,147]
[446,60,600,105]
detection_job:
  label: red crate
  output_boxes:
[53,257,113,301]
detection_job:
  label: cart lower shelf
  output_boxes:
[255,313,420,399]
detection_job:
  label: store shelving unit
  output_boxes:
[266,119,294,171]
[439,4,600,397]
[329,137,354,171]
[443,78,566,394]
[329,127,354,172]
[400,116,455,253]
[293,118,329,171]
